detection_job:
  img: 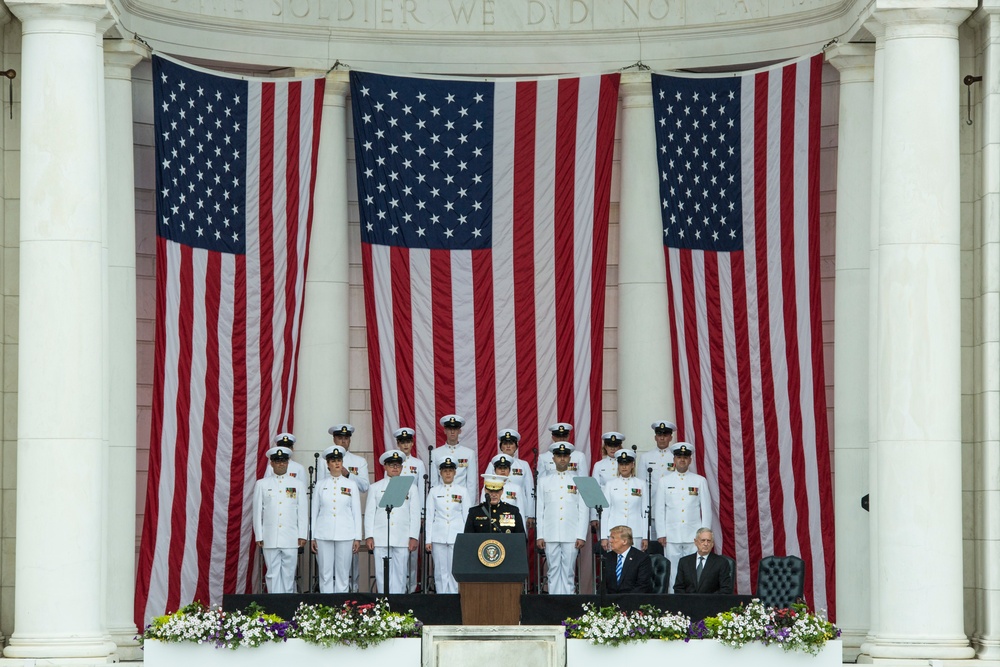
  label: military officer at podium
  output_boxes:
[535,442,589,595]
[365,450,421,594]
[252,446,308,594]
[480,454,533,520]
[426,457,472,593]
[464,474,525,534]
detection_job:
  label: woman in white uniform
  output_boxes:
[310,445,362,593]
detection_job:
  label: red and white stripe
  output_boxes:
[364,73,619,480]
[136,74,324,627]
[664,56,835,615]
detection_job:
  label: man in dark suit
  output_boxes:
[673,527,733,594]
[602,525,652,594]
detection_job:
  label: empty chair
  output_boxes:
[755,555,805,608]
[649,553,671,594]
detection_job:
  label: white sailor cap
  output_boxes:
[394,427,416,440]
[490,454,515,469]
[439,414,466,428]
[548,422,573,437]
[274,432,296,447]
[498,429,521,443]
[328,423,355,437]
[549,441,575,455]
[652,420,677,434]
[671,442,695,457]
[266,446,293,460]
[601,431,626,445]
[379,449,406,466]
[322,445,346,461]
[615,449,636,464]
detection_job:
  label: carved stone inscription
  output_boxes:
[152,0,839,30]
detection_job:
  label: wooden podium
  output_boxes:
[453,533,528,625]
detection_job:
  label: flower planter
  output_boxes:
[566,638,843,666]
[143,637,421,667]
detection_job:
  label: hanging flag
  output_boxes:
[350,71,619,479]
[653,55,835,614]
[135,55,324,626]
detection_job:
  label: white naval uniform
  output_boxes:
[507,459,535,517]
[536,450,585,478]
[654,470,712,592]
[319,450,370,492]
[425,482,472,594]
[401,454,427,592]
[365,475,421,594]
[264,459,306,480]
[536,470,589,595]
[430,443,478,499]
[638,447,675,538]
[591,456,619,487]
[601,476,648,542]
[311,474,362,593]
[252,473,308,594]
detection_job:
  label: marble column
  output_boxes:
[3,1,115,660]
[616,72,674,450]
[292,71,351,468]
[826,43,874,662]
[971,2,1000,660]
[868,3,975,660]
[103,38,147,660]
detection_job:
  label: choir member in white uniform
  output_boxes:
[496,429,535,525]
[479,454,532,518]
[365,450,421,594]
[252,446,308,594]
[536,423,586,478]
[326,423,370,591]
[600,449,648,551]
[639,420,677,541]
[310,445,362,593]
[535,442,589,595]
[425,457,471,594]
[591,432,625,487]
[393,427,426,592]
[430,414,478,499]
[263,432,306,480]
[654,442,713,593]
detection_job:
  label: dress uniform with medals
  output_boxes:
[601,450,649,546]
[311,445,362,593]
[496,429,535,516]
[464,474,526,534]
[431,414,479,499]
[536,423,587,477]
[322,424,371,493]
[252,446,308,594]
[263,433,306,480]
[365,450,421,594]
[639,420,678,540]
[425,457,471,593]
[535,442,589,595]
[393,427,426,592]
[591,432,626,487]
[653,442,713,593]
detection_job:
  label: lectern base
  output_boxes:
[459,582,521,625]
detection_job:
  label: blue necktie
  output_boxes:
[616,553,624,582]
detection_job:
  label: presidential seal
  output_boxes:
[477,539,506,568]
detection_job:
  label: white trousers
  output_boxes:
[409,548,419,592]
[373,546,409,594]
[431,543,458,594]
[666,541,697,593]
[262,547,298,594]
[315,540,354,593]
[544,542,578,595]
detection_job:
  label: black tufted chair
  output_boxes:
[755,555,805,608]
[649,554,671,594]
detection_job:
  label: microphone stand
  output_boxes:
[383,503,395,597]
[307,460,317,593]
[532,445,540,594]
[421,472,430,593]
[647,465,654,552]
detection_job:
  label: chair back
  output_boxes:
[755,555,805,608]
[649,554,671,594]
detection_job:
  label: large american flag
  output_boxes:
[653,55,835,614]
[350,71,619,477]
[135,56,324,625]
